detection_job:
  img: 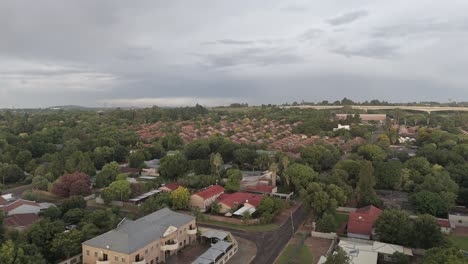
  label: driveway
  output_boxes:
[200,203,308,264]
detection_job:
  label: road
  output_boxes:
[283,105,468,113]
[200,203,308,264]
[370,125,385,144]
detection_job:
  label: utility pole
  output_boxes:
[290,211,294,236]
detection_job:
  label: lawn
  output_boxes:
[447,236,468,251]
[276,244,314,264]
[199,219,279,232]
[335,213,349,225]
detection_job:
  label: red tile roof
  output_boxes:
[164,183,180,191]
[218,192,263,208]
[193,185,224,200]
[437,218,451,228]
[5,213,39,228]
[1,199,40,213]
[0,196,8,206]
[348,206,382,236]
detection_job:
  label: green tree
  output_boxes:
[159,153,188,179]
[391,252,410,264]
[284,163,317,192]
[412,191,456,217]
[225,169,242,192]
[32,175,49,190]
[324,247,350,264]
[233,148,257,166]
[108,180,132,201]
[96,161,120,188]
[422,247,465,264]
[357,144,387,162]
[374,160,402,189]
[356,161,381,207]
[317,213,338,233]
[374,209,412,245]
[211,153,223,177]
[412,214,444,249]
[129,151,145,168]
[50,229,83,259]
[170,186,190,210]
[140,192,171,216]
[0,240,46,264]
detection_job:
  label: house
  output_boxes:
[190,185,225,212]
[217,192,263,214]
[437,218,452,235]
[159,183,181,192]
[347,206,382,240]
[332,238,413,264]
[5,213,40,230]
[1,199,55,216]
[245,185,277,194]
[449,207,468,227]
[82,208,197,264]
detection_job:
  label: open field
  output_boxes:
[447,236,468,251]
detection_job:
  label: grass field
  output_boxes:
[447,236,468,251]
[335,213,349,225]
[200,219,279,231]
[276,244,314,264]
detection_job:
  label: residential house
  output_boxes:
[5,213,40,230]
[82,208,197,264]
[1,199,54,216]
[437,218,452,235]
[333,124,351,131]
[449,208,468,227]
[190,185,224,212]
[347,206,382,240]
[217,192,263,214]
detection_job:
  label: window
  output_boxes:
[145,249,148,254]
[86,250,89,256]
[94,252,98,257]
[122,257,126,263]
[179,242,182,246]
[151,261,154,264]
[156,243,159,247]
[115,256,119,261]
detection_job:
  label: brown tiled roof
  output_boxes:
[1,199,40,213]
[5,213,39,228]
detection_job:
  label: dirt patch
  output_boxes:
[304,237,333,264]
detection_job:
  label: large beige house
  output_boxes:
[82,208,197,264]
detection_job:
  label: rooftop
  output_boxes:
[348,206,382,236]
[83,208,195,254]
[218,192,263,208]
[193,185,224,199]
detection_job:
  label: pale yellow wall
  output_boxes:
[82,220,197,264]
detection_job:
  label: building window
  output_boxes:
[145,249,148,254]
[151,261,154,264]
[94,252,98,257]
[115,256,119,261]
[86,250,89,256]
[156,243,159,247]
[122,257,126,262]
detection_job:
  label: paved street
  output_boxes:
[200,203,308,264]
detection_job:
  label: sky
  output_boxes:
[1,0,468,108]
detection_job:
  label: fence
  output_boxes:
[311,231,338,240]
[57,254,82,264]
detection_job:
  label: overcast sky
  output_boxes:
[1,0,468,108]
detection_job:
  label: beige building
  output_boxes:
[190,185,224,212]
[82,208,197,264]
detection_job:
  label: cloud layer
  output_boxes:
[1,0,468,108]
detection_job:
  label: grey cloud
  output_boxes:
[372,20,468,38]
[298,28,324,41]
[197,48,303,68]
[332,41,399,59]
[217,39,254,45]
[327,10,368,26]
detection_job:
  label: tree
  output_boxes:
[40,206,62,220]
[374,160,402,189]
[270,162,278,187]
[170,186,190,210]
[15,150,32,169]
[129,151,146,168]
[254,154,272,171]
[211,201,221,215]
[317,213,338,233]
[301,144,340,172]
[0,163,25,184]
[422,247,465,264]
[65,151,95,176]
[140,192,171,216]
[61,196,86,213]
[225,169,242,192]
[284,163,317,192]
[357,144,387,162]
[412,214,444,249]
[374,209,412,245]
[412,191,455,217]
[185,139,211,160]
[324,247,350,264]
[32,175,49,190]
[50,230,82,259]
[159,153,188,179]
[63,208,85,224]
[0,240,46,264]
[233,148,257,166]
[356,161,381,207]
[107,180,132,201]
[211,153,223,177]
[27,219,65,261]
[242,211,252,223]
[405,157,431,175]
[391,252,409,264]
[52,172,91,197]
[96,161,120,188]
[281,156,290,187]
